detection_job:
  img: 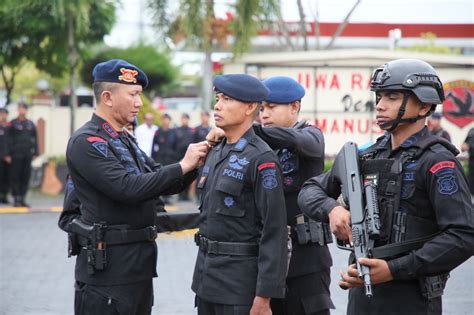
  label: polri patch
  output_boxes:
[434,169,458,195]
[260,168,278,189]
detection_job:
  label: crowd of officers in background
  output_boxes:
[135,111,211,203]
[0,102,38,207]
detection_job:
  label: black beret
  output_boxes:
[262,76,305,104]
[214,74,269,103]
[431,112,442,119]
[93,59,148,88]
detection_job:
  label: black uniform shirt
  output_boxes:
[194,124,211,143]
[299,127,474,281]
[0,122,10,158]
[151,127,178,165]
[192,127,287,305]
[66,113,197,285]
[9,118,38,157]
[254,121,332,277]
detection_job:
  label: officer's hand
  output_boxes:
[359,258,393,284]
[205,127,225,147]
[4,155,11,164]
[461,143,469,152]
[179,141,210,174]
[250,296,271,315]
[328,205,352,242]
[339,258,394,290]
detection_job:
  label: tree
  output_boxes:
[148,0,280,110]
[81,44,178,96]
[0,0,116,133]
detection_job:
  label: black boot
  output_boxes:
[13,196,22,207]
[20,196,30,208]
[0,193,8,204]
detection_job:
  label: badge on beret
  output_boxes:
[119,68,138,84]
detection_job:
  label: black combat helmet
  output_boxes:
[370,59,445,131]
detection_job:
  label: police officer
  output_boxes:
[462,128,474,195]
[298,59,474,315]
[194,111,212,142]
[193,74,288,314]
[176,113,195,201]
[9,102,38,207]
[63,59,208,315]
[151,113,178,166]
[428,112,451,142]
[256,76,334,315]
[0,107,10,203]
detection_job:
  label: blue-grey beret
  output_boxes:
[214,74,269,103]
[431,112,442,119]
[263,76,305,104]
[93,59,148,88]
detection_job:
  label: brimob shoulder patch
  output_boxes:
[260,168,278,189]
[91,141,108,158]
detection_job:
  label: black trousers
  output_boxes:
[0,159,9,197]
[10,155,32,197]
[468,159,474,194]
[271,269,334,315]
[347,279,442,315]
[196,296,251,315]
[74,280,153,315]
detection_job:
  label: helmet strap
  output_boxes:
[379,91,432,132]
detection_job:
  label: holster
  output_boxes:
[419,273,449,300]
[292,214,333,246]
[68,232,80,257]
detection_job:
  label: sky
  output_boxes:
[105,0,474,48]
[103,0,473,75]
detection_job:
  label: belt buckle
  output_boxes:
[148,226,158,241]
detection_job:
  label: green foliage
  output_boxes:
[323,159,334,173]
[80,45,177,95]
[0,0,116,104]
[399,32,462,55]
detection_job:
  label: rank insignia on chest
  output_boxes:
[228,154,250,170]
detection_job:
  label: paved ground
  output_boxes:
[0,193,473,314]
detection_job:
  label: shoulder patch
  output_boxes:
[234,138,248,150]
[258,162,276,171]
[91,141,108,158]
[429,161,455,174]
[260,168,278,189]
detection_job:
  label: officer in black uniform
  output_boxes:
[462,128,474,195]
[298,59,474,315]
[151,113,178,166]
[256,76,334,315]
[0,107,10,203]
[9,102,38,207]
[176,113,195,201]
[194,111,211,142]
[193,74,288,314]
[63,59,209,315]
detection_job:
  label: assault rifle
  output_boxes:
[333,142,381,297]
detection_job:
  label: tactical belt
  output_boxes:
[194,233,259,256]
[77,225,158,247]
[291,215,333,246]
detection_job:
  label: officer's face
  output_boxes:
[214,93,253,130]
[375,90,427,128]
[260,102,296,128]
[110,84,143,127]
[0,112,7,123]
